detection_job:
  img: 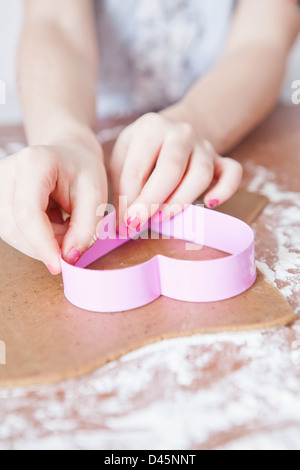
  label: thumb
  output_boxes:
[62,172,108,265]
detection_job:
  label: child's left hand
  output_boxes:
[109,113,243,230]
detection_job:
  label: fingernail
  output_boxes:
[153,211,166,224]
[127,216,141,231]
[46,263,60,276]
[208,199,219,209]
[66,248,82,266]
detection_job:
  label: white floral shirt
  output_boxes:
[95,0,236,117]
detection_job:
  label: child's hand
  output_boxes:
[0,140,107,274]
[109,113,242,229]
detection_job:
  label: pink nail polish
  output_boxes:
[67,248,82,266]
[153,211,166,223]
[46,264,60,276]
[208,199,219,209]
[127,216,141,231]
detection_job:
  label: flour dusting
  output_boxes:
[0,141,299,450]
[246,163,300,310]
[0,329,300,450]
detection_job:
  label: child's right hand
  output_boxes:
[0,140,108,274]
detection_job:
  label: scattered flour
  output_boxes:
[0,145,299,450]
[0,329,300,450]
[247,163,300,308]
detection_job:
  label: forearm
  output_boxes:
[18,11,99,150]
[163,45,287,154]
[162,0,300,155]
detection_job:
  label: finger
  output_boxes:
[109,126,132,199]
[52,220,69,237]
[14,162,61,274]
[156,146,215,220]
[108,128,132,226]
[125,133,194,228]
[204,157,243,208]
[0,170,37,260]
[62,166,108,264]
[52,221,69,247]
[116,121,165,223]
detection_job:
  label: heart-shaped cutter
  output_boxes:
[61,205,256,312]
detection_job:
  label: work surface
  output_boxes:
[0,106,299,450]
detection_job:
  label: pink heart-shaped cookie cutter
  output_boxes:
[61,206,256,312]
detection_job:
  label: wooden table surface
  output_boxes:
[0,106,299,450]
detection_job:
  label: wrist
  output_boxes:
[27,117,103,160]
[160,100,192,124]
[160,100,206,142]
[160,99,230,154]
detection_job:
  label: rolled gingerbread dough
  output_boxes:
[0,190,295,388]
